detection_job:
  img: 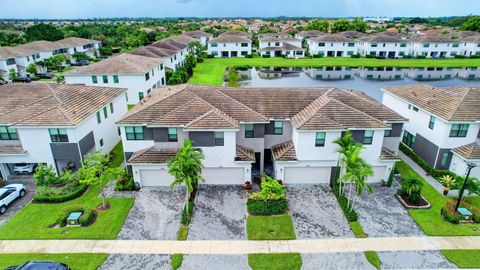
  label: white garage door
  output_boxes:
[202,168,244,185]
[370,166,387,183]
[139,169,174,187]
[284,167,331,184]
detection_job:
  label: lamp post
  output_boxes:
[455,161,477,212]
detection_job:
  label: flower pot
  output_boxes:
[244,182,252,190]
[443,188,449,196]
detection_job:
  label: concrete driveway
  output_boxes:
[354,180,456,269]
[0,175,35,227]
[287,184,374,269]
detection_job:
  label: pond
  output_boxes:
[233,67,480,101]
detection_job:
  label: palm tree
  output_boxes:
[167,139,205,216]
[333,131,357,194]
[350,160,374,211]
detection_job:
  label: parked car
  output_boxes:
[5,261,69,270]
[0,184,26,215]
[13,163,35,174]
[0,78,7,85]
[78,60,90,66]
[35,72,54,79]
[15,76,32,83]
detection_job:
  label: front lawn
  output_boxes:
[441,250,480,268]
[395,161,480,236]
[246,214,296,240]
[248,253,302,270]
[0,253,106,270]
[0,186,134,239]
[109,141,124,168]
[189,57,480,86]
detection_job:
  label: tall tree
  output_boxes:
[25,23,64,41]
[333,131,359,194]
[305,19,329,32]
[331,19,351,33]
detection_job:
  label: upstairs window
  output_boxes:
[449,124,469,137]
[139,92,144,101]
[102,75,108,83]
[214,132,224,146]
[6,58,15,65]
[125,126,144,140]
[241,43,248,47]
[103,107,108,119]
[145,72,150,81]
[0,126,18,140]
[428,116,435,130]
[49,128,68,142]
[315,132,325,147]
[211,43,218,47]
[318,42,325,47]
[363,130,374,145]
[245,124,254,138]
[110,102,114,114]
[96,111,101,124]
[113,75,119,83]
[402,131,416,148]
[384,129,392,137]
[274,121,283,135]
[91,76,98,84]
[168,128,178,142]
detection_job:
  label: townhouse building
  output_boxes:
[307,34,357,57]
[258,32,291,39]
[184,31,214,46]
[410,35,462,58]
[305,66,354,80]
[358,34,409,58]
[219,30,251,38]
[295,30,325,40]
[461,35,480,57]
[405,67,456,81]
[355,67,404,80]
[64,53,166,105]
[208,35,252,57]
[0,84,127,179]
[117,84,406,187]
[382,84,480,178]
[258,36,304,58]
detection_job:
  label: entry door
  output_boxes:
[222,51,229,57]
[388,51,396,58]
[231,51,238,57]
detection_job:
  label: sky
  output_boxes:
[0,0,479,19]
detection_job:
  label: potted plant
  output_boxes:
[243,181,252,190]
[439,175,455,196]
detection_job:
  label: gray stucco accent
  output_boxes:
[50,143,82,171]
[151,128,169,142]
[390,123,403,137]
[78,131,95,157]
[264,122,275,135]
[143,127,154,141]
[330,166,339,187]
[477,129,480,139]
[125,152,133,162]
[254,124,265,138]
[412,133,439,168]
[190,132,214,147]
[435,149,453,170]
[352,130,365,143]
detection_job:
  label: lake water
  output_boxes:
[235,67,480,101]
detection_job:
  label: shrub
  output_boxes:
[385,165,395,187]
[181,201,194,225]
[350,54,361,58]
[196,58,204,63]
[441,200,461,224]
[57,206,95,227]
[454,54,465,59]
[207,54,214,58]
[431,170,457,180]
[244,54,253,58]
[402,54,413,59]
[470,54,480,59]
[416,55,426,59]
[312,54,323,58]
[34,163,58,186]
[332,185,358,222]
[247,197,287,215]
[0,178,5,187]
[33,184,88,203]
[365,54,375,58]
[262,54,271,58]
[399,143,433,174]
[397,177,423,203]
[115,173,138,191]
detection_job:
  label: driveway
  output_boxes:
[354,180,456,269]
[287,184,374,269]
[101,186,184,270]
[0,175,35,227]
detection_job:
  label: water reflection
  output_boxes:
[235,66,480,101]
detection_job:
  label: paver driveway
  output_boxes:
[0,176,35,227]
[354,180,456,269]
[101,187,184,270]
[287,184,374,269]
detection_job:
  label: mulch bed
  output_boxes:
[96,203,111,210]
[395,194,431,209]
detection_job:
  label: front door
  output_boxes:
[275,51,282,57]
[388,51,396,59]
[231,51,238,57]
[222,51,229,57]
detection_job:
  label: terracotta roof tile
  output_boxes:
[0,144,26,154]
[452,143,480,160]
[235,145,255,161]
[186,108,238,129]
[272,141,297,161]
[209,35,251,43]
[380,147,399,160]
[127,147,178,164]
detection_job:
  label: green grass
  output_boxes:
[441,250,480,268]
[127,104,135,110]
[365,251,381,270]
[0,254,107,270]
[177,224,189,240]
[0,186,134,239]
[246,214,296,240]
[171,253,183,270]
[109,141,124,168]
[248,253,302,270]
[395,161,480,236]
[350,221,367,238]
[189,57,480,86]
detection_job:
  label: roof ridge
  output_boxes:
[10,106,64,126]
[45,84,75,125]
[291,93,333,128]
[327,97,388,128]
[449,87,474,120]
[185,107,238,128]
[212,86,269,121]
[151,97,207,125]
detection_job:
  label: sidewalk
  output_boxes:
[1,236,479,255]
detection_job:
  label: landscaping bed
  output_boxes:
[395,193,431,209]
[33,184,88,203]
[248,253,302,270]
[0,253,107,270]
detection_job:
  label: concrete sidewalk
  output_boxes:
[1,236,479,255]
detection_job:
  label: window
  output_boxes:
[348,43,355,47]
[49,128,68,142]
[139,92,144,101]
[103,107,108,119]
[449,124,469,137]
[214,132,224,146]
[315,132,325,147]
[0,126,18,140]
[168,128,178,142]
[412,106,419,112]
[241,43,248,47]
[274,121,283,135]
[152,69,154,76]
[371,43,378,47]
[400,43,407,47]
[402,131,416,148]
[117,127,121,136]
[102,75,108,83]
[6,58,15,65]
[384,129,392,137]
[423,43,430,48]
[110,102,114,114]
[452,43,459,48]
[318,42,325,47]
[440,152,449,166]
[125,126,144,140]
[363,130,374,145]
[99,138,104,147]
[91,76,98,84]
[245,124,254,138]
[145,72,150,81]
[211,43,218,47]
[113,75,119,83]
[428,116,435,129]
[96,111,101,124]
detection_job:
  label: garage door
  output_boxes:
[284,167,331,184]
[370,166,386,183]
[139,169,174,187]
[202,168,244,185]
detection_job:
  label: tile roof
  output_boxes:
[380,147,399,160]
[65,53,164,75]
[360,34,404,43]
[54,37,99,47]
[166,35,199,45]
[452,142,480,160]
[297,30,325,37]
[259,37,300,42]
[309,34,353,42]
[209,35,251,43]
[0,145,26,154]
[127,147,178,164]
[235,145,255,161]
[261,43,303,51]
[383,84,480,121]
[184,31,213,38]
[129,45,177,58]
[118,84,405,130]
[151,39,187,50]
[0,83,126,126]
[272,141,297,161]
[411,34,454,43]
[219,30,250,37]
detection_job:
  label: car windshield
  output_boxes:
[20,262,67,270]
[15,163,28,167]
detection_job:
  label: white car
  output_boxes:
[0,184,26,215]
[13,163,35,174]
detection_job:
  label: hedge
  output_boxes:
[57,206,95,227]
[332,185,358,222]
[33,184,88,203]
[247,197,287,215]
[441,199,480,224]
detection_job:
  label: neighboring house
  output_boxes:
[129,45,181,71]
[0,83,127,179]
[307,34,357,57]
[295,30,325,40]
[405,67,456,81]
[457,67,480,80]
[337,31,365,39]
[149,39,188,70]
[54,37,101,58]
[461,35,480,57]
[355,67,404,80]
[382,84,480,178]
[208,35,252,57]
[219,30,251,38]
[184,31,213,46]
[305,66,354,80]
[259,37,304,58]
[64,53,166,105]
[358,34,409,58]
[410,35,462,58]
[117,84,406,187]
[258,32,291,39]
